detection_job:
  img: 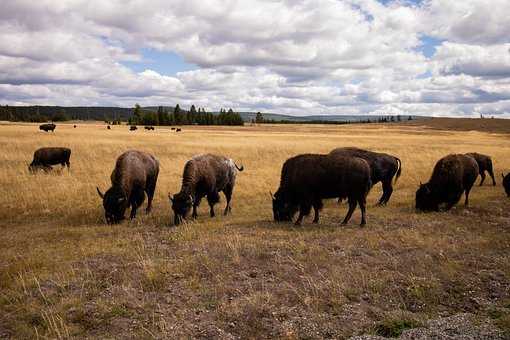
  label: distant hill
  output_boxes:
[1,105,425,123]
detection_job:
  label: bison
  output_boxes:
[176,128,182,132]
[144,126,155,130]
[129,126,137,131]
[272,154,371,226]
[39,123,56,132]
[107,125,111,130]
[73,125,77,128]
[329,147,401,205]
[96,150,159,224]
[502,173,510,197]
[465,152,496,186]
[170,154,244,225]
[29,147,71,173]
[416,154,478,212]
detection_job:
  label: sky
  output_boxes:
[1,0,509,117]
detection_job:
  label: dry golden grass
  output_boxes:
[1,121,510,339]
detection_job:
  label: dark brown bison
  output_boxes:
[170,154,244,225]
[329,147,401,205]
[416,154,478,212]
[144,126,155,130]
[129,126,137,131]
[96,150,159,224]
[39,123,56,132]
[73,125,77,128]
[272,154,371,226]
[176,128,182,132]
[502,173,510,197]
[465,152,496,186]
[29,147,71,173]
[107,125,111,130]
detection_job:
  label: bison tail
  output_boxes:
[235,162,244,172]
[394,157,402,184]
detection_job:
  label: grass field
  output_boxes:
[1,120,510,339]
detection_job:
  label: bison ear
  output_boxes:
[96,187,104,199]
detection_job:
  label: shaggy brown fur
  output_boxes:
[329,147,401,205]
[502,173,510,197]
[272,154,371,226]
[170,154,243,225]
[96,150,159,224]
[39,123,56,132]
[416,154,478,212]
[465,152,496,186]
[29,147,71,173]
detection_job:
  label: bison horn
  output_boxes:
[503,173,505,179]
[96,187,105,199]
[269,191,275,199]
[189,195,194,204]
[168,194,174,203]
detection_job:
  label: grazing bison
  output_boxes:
[144,126,155,130]
[39,123,56,132]
[329,147,401,205]
[96,150,159,224]
[170,154,244,225]
[465,152,496,186]
[171,127,176,130]
[73,125,77,128]
[416,154,478,212]
[176,128,181,132]
[29,147,71,173]
[272,154,371,226]
[129,126,137,131]
[107,125,111,130]
[502,173,510,197]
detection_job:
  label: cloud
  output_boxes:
[0,0,508,117]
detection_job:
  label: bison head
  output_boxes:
[271,191,296,222]
[415,183,437,211]
[170,192,193,225]
[97,187,128,224]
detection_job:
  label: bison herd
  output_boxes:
[28,144,509,226]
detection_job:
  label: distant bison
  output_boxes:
[272,154,371,226]
[465,152,496,186]
[73,125,77,128]
[176,128,181,132]
[144,126,155,130]
[29,147,71,173]
[416,154,478,212]
[502,173,510,197]
[107,125,111,130]
[329,147,401,205]
[171,128,176,130]
[129,126,137,131]
[170,154,244,225]
[96,150,159,224]
[39,123,56,132]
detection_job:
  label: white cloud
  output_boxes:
[0,0,508,117]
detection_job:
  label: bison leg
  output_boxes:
[341,198,357,225]
[295,202,312,226]
[223,185,233,215]
[312,199,323,223]
[378,180,393,206]
[207,192,220,217]
[192,195,203,219]
[359,198,367,226]
[145,180,157,214]
[479,171,486,186]
[464,186,474,207]
[488,167,496,186]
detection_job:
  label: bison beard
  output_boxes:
[272,154,372,226]
[329,147,401,206]
[96,150,159,224]
[416,154,479,212]
[170,154,243,225]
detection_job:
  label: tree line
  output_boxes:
[252,112,413,125]
[128,104,244,126]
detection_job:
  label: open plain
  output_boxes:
[1,120,510,339]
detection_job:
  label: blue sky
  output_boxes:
[122,49,197,76]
